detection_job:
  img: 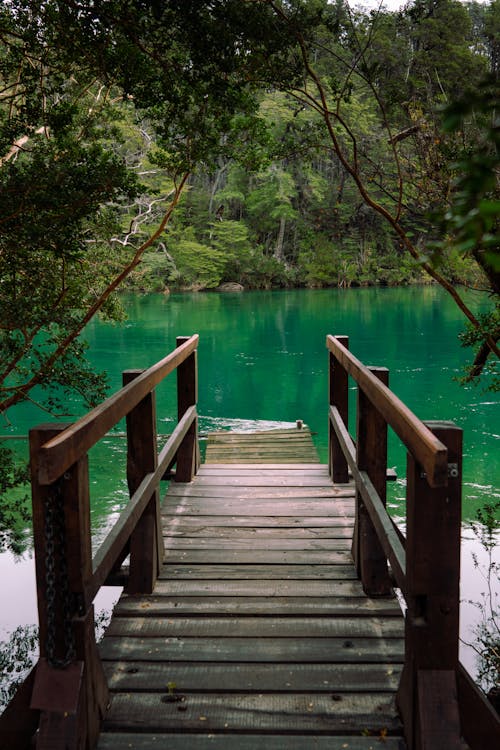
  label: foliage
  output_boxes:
[464,501,500,693]
[432,76,500,387]
[0,625,37,712]
[237,0,499,382]
[0,443,30,555]
[0,0,305,418]
[0,607,113,714]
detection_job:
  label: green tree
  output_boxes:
[0,0,308,551]
[256,0,498,379]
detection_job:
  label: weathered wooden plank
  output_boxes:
[113,596,402,617]
[164,485,354,498]
[199,464,327,472]
[205,429,322,465]
[206,457,322,464]
[162,502,355,517]
[163,526,354,539]
[97,732,407,749]
[99,635,404,663]
[101,692,403,734]
[205,447,318,452]
[105,616,404,639]
[102,661,402,692]
[191,476,339,486]
[204,447,317,454]
[162,508,353,530]
[200,466,327,474]
[162,538,352,551]
[166,478,354,500]
[205,449,320,456]
[161,515,354,528]
[204,451,319,459]
[161,549,354,564]
[156,563,359,580]
[206,430,316,443]
[205,447,316,453]
[132,579,367,597]
[204,451,319,458]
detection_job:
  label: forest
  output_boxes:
[0,0,499,507]
[121,0,500,294]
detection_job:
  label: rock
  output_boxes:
[216,282,244,292]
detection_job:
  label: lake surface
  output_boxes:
[1,286,499,683]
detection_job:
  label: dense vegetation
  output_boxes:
[0,1,498,546]
[124,1,499,295]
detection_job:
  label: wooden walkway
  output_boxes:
[205,425,320,464]
[97,428,406,749]
[6,336,495,750]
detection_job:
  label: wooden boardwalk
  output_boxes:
[97,428,406,749]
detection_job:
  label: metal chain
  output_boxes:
[44,479,76,668]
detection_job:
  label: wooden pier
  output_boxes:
[0,334,498,750]
[98,435,405,747]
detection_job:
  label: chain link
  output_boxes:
[44,479,76,668]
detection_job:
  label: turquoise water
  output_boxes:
[1,286,498,680]
[86,286,498,525]
[4,285,498,537]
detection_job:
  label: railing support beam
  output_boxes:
[352,367,392,596]
[175,336,199,482]
[397,421,462,750]
[123,369,163,594]
[329,335,349,483]
[29,425,108,750]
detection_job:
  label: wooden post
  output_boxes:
[397,421,462,750]
[175,336,199,482]
[29,424,108,750]
[123,369,163,594]
[352,368,392,596]
[329,335,349,483]
[30,425,69,665]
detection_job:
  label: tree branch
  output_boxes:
[0,172,190,414]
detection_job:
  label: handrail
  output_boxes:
[37,334,199,485]
[326,335,447,487]
[1,335,201,750]
[90,404,197,599]
[327,334,500,750]
[329,404,406,591]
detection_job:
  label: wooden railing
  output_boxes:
[0,335,200,750]
[327,334,500,750]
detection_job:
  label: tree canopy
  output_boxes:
[0,0,498,422]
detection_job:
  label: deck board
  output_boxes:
[204,427,321,464]
[98,429,406,748]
